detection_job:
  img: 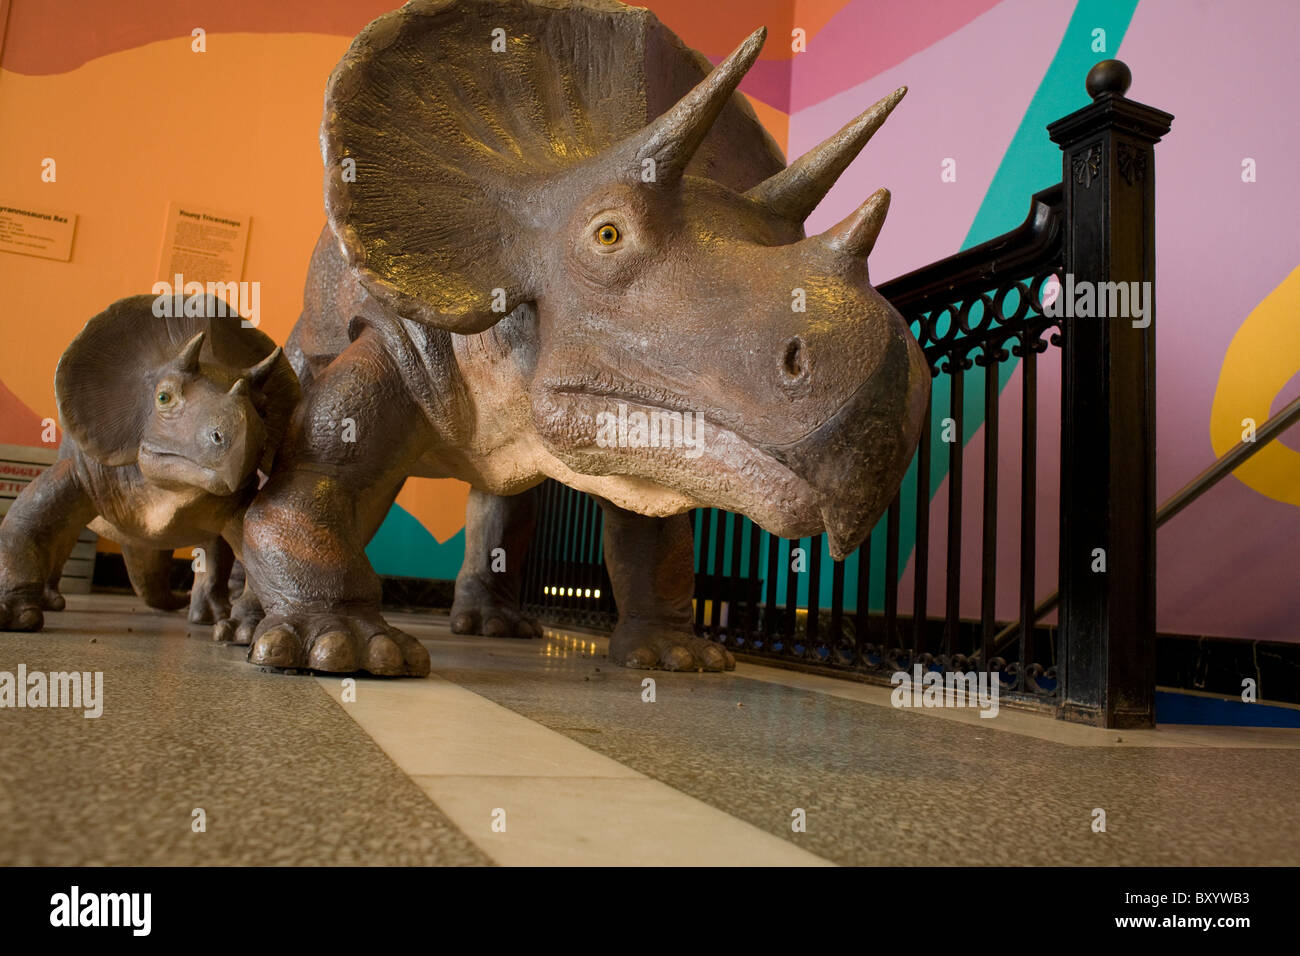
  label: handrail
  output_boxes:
[990,389,1300,652]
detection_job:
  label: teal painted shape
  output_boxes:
[366,505,466,580]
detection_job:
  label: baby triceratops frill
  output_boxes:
[0,295,299,635]
[248,0,930,677]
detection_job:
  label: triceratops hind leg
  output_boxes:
[122,545,189,612]
[241,326,434,677]
[0,458,98,631]
[450,488,542,639]
[597,501,734,672]
[188,535,235,624]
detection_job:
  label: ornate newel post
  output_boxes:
[1048,61,1173,728]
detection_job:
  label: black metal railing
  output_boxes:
[522,62,1173,728]
[521,478,617,630]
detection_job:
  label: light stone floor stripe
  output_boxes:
[315,673,833,867]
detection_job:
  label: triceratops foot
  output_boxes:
[41,586,66,612]
[449,600,542,639]
[189,592,232,626]
[0,589,45,632]
[608,620,734,672]
[211,591,262,646]
[247,610,431,678]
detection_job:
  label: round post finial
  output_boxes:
[1086,59,1132,99]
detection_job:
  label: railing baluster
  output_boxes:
[764,528,779,641]
[746,516,761,644]
[829,549,844,663]
[783,537,797,648]
[884,498,900,657]
[945,361,964,660]
[695,508,712,631]
[981,340,1001,670]
[1019,332,1039,692]
[855,532,871,664]
[913,390,932,656]
[807,534,822,655]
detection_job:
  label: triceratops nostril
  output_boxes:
[781,337,809,382]
[210,429,224,446]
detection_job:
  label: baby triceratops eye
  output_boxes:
[595,223,619,246]
[156,391,172,406]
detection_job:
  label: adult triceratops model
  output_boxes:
[246,0,929,676]
[0,295,299,633]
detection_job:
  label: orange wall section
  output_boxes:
[0,5,793,555]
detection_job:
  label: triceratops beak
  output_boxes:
[613,26,766,187]
[746,87,906,222]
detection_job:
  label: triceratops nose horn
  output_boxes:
[620,26,766,186]
[174,331,205,373]
[243,346,281,387]
[746,87,906,222]
[820,188,890,258]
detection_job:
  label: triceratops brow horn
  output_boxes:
[174,331,205,373]
[746,86,906,222]
[243,346,282,388]
[619,26,767,186]
[821,187,890,258]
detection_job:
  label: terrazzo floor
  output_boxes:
[1,593,1297,866]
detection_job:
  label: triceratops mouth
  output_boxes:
[533,383,837,546]
[138,444,250,497]
[536,329,927,559]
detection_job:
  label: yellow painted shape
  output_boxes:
[1209,264,1300,505]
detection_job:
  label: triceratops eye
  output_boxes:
[595,223,619,246]
[156,391,172,406]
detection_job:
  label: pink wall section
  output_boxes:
[792,0,1074,282]
[1123,0,1300,641]
[790,0,1300,641]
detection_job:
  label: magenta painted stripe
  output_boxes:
[790,0,1006,112]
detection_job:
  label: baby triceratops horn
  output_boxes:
[243,346,282,388]
[174,331,205,373]
[746,87,906,222]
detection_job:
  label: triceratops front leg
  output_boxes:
[241,327,432,676]
[450,488,542,639]
[598,501,734,672]
[0,458,98,631]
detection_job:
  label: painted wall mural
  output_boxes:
[1,0,1296,640]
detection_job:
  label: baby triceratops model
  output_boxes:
[249,0,929,677]
[0,295,299,634]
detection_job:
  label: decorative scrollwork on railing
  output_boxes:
[910,271,1063,371]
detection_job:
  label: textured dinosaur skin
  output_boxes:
[0,295,299,636]
[245,0,929,677]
